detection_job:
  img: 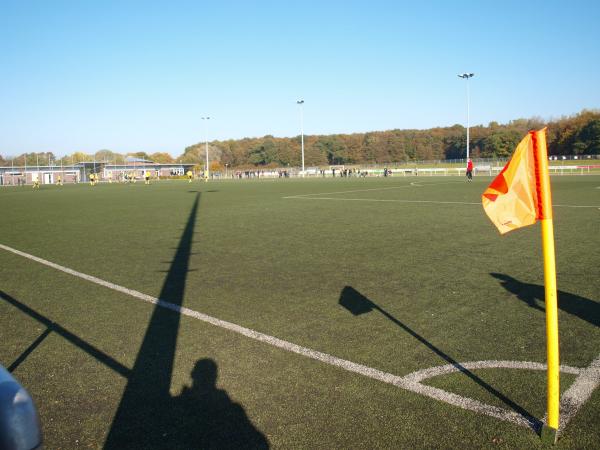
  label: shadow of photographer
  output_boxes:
[168,358,269,449]
[491,273,599,328]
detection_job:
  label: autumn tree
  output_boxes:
[150,152,175,163]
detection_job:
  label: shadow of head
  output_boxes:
[339,286,375,316]
[490,272,544,308]
[490,272,511,283]
[191,358,218,388]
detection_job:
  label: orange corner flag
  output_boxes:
[482,128,560,441]
[482,129,551,234]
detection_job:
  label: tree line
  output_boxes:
[178,110,600,168]
[1,110,598,169]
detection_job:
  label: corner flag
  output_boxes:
[482,130,551,234]
[482,128,560,443]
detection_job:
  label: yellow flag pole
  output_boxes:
[533,129,560,444]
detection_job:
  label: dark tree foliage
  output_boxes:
[175,111,598,167]
[6,111,598,169]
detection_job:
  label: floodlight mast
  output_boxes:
[201,117,211,180]
[297,100,305,177]
[458,73,475,161]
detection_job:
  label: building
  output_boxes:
[0,158,195,185]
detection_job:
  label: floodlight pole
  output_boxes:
[458,73,475,161]
[202,116,211,180]
[297,100,305,177]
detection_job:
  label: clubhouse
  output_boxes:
[0,158,195,185]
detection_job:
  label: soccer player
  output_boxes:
[187,170,193,183]
[56,175,62,186]
[32,174,40,189]
[145,170,151,185]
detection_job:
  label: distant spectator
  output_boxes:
[466,158,473,182]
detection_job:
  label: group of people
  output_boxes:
[25,161,477,188]
[331,168,367,177]
[187,170,209,182]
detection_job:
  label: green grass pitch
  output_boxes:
[1,176,599,448]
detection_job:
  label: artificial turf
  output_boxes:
[0,175,598,448]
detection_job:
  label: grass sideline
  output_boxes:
[0,176,599,448]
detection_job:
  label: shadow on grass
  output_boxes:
[105,192,269,449]
[339,286,543,432]
[0,290,131,377]
[491,273,599,328]
[0,192,267,449]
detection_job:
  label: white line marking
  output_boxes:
[285,196,600,208]
[1,242,598,434]
[283,181,463,199]
[0,244,425,386]
[402,360,588,431]
[404,361,583,383]
[550,354,600,432]
[288,197,481,206]
[283,185,415,199]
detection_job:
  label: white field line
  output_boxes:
[1,242,598,433]
[547,354,600,432]
[283,181,463,199]
[403,360,583,383]
[285,196,600,209]
[288,197,481,206]
[283,183,599,208]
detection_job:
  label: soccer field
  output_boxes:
[1,176,599,449]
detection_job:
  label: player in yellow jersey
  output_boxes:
[56,175,62,186]
[32,174,40,189]
[145,170,151,185]
[187,170,193,183]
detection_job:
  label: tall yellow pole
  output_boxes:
[533,129,560,444]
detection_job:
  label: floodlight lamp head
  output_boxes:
[297,100,304,104]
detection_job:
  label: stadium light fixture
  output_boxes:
[297,100,305,177]
[457,73,475,160]
[201,117,211,180]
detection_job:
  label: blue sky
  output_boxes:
[1,0,599,157]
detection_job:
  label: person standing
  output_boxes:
[466,158,474,182]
